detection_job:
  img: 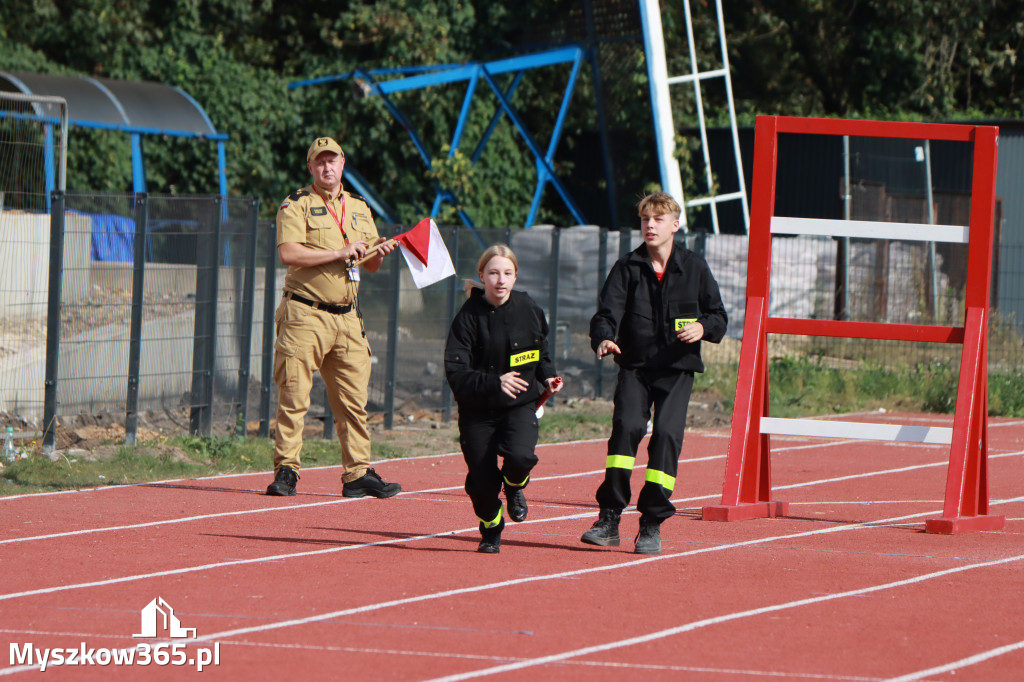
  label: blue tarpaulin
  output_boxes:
[86,213,135,262]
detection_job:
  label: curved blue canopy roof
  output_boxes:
[0,71,227,195]
[0,71,220,137]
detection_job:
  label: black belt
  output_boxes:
[285,292,353,315]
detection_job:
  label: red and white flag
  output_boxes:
[395,218,456,289]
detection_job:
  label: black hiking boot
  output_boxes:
[477,517,505,554]
[634,515,662,555]
[266,466,298,496]
[580,508,622,547]
[504,483,528,522]
[342,468,402,498]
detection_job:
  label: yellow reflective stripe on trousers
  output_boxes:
[503,474,529,487]
[645,468,676,492]
[605,454,635,470]
[478,506,503,528]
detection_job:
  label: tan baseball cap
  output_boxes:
[306,136,344,163]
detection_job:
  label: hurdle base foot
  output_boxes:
[925,514,1005,534]
[702,501,788,522]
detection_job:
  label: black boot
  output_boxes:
[634,515,662,555]
[580,508,622,547]
[266,466,298,496]
[477,517,505,554]
[342,468,401,498]
[504,483,528,522]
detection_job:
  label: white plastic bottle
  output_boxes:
[2,427,16,463]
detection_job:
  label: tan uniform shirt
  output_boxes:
[276,183,379,305]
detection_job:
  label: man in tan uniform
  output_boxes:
[267,136,401,498]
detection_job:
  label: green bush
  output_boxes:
[706,355,1024,419]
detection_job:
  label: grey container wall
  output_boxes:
[991,122,1024,325]
[699,120,1024,332]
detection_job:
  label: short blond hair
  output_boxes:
[637,191,682,219]
[477,243,518,276]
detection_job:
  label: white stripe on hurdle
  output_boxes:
[760,417,954,445]
[771,216,969,243]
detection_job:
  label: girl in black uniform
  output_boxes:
[444,244,562,553]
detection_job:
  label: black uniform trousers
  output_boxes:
[596,367,694,521]
[458,403,539,527]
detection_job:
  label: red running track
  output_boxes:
[2,411,1023,680]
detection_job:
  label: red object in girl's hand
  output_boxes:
[535,376,563,418]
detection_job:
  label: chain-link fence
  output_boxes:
[1,192,267,447]
[3,192,1024,447]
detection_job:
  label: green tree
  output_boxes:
[720,1,1024,119]
[4,1,1024,226]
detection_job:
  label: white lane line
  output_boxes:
[0,483,960,603]
[991,419,1024,428]
[226,640,888,680]
[3,448,1022,601]
[4,416,1020,505]
[86,501,1024,648]
[886,639,1024,681]
[0,437,874,545]
[0,524,482,602]
[571,659,882,680]
[0,510,937,676]
[0,471,612,546]
[2,498,1021,678]
[0,437,611,503]
[0,628,884,680]
[425,550,1024,681]
[0,462,361,502]
[1,496,383,546]
[772,450,1023,493]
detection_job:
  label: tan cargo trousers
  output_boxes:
[272,297,372,484]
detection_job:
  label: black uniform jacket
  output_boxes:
[589,242,727,373]
[445,288,557,413]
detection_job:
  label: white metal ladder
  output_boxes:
[638,0,749,233]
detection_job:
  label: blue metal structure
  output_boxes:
[0,71,228,196]
[290,46,598,228]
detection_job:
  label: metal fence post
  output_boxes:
[235,196,260,439]
[834,237,850,321]
[837,135,852,322]
[189,196,222,436]
[595,226,608,397]
[124,193,149,446]
[584,0,620,230]
[259,221,276,438]
[441,225,459,422]
[41,190,66,452]
[692,230,707,259]
[548,227,562,360]
[384,224,402,430]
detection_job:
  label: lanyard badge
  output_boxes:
[314,188,350,246]
[314,188,360,281]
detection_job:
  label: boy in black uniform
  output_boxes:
[582,192,727,554]
[445,244,562,553]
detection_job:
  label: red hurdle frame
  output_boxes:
[701,115,1004,534]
